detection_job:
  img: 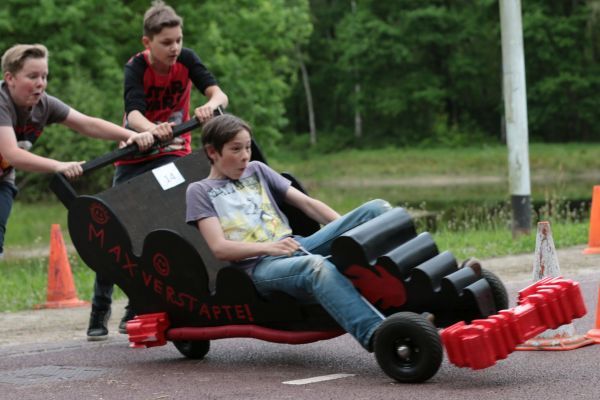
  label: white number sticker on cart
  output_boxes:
[152,162,185,190]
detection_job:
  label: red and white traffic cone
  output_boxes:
[516,221,593,350]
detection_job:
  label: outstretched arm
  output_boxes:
[0,126,83,179]
[197,216,300,262]
[284,186,340,225]
[61,108,154,151]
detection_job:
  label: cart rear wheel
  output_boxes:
[374,312,442,383]
[173,340,210,359]
[481,268,509,311]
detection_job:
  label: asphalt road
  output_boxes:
[1,247,600,400]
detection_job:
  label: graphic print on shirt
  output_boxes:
[208,174,292,243]
[146,80,186,113]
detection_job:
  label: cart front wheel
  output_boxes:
[374,312,442,383]
[173,340,210,359]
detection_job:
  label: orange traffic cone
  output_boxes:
[584,185,600,254]
[35,224,88,309]
[585,284,600,343]
[516,221,593,350]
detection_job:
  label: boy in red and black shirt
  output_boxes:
[87,0,228,340]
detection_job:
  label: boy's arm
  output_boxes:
[61,109,155,151]
[126,110,157,132]
[284,186,341,225]
[126,111,174,142]
[0,125,83,178]
[197,216,300,261]
[182,48,228,121]
[194,85,229,122]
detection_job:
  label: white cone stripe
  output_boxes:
[282,373,355,385]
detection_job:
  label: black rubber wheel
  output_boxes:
[173,340,210,359]
[481,268,509,311]
[374,312,443,383]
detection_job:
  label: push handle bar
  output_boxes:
[81,117,200,174]
[50,106,223,208]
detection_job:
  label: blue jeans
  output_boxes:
[0,181,18,256]
[92,155,180,312]
[251,199,392,349]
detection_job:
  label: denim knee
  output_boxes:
[363,199,392,216]
[308,256,344,289]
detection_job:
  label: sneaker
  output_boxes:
[118,308,136,334]
[87,309,111,341]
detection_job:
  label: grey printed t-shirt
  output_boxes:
[186,161,293,271]
[0,81,70,184]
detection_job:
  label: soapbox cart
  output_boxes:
[50,118,586,383]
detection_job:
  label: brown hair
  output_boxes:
[202,115,252,162]
[1,44,48,76]
[143,0,183,38]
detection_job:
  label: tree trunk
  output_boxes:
[351,0,362,139]
[354,83,362,139]
[297,46,317,145]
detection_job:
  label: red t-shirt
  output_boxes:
[118,48,217,165]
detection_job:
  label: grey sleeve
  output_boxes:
[255,162,291,201]
[46,95,70,124]
[0,102,14,126]
[185,181,217,226]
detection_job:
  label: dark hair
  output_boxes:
[202,115,252,162]
[143,0,182,38]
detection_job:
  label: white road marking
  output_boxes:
[282,373,355,385]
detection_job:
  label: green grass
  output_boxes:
[0,142,596,311]
[0,252,127,313]
[4,202,68,247]
[271,142,600,179]
[270,142,600,212]
[433,221,588,260]
[0,202,126,312]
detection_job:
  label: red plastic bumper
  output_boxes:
[441,277,587,369]
[127,312,170,348]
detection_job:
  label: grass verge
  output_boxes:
[1,142,595,311]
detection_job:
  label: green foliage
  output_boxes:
[287,0,598,145]
[1,0,313,199]
[523,1,600,141]
[0,0,598,200]
[181,0,312,151]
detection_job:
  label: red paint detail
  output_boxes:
[122,253,138,277]
[244,304,254,322]
[88,224,105,248]
[166,325,344,344]
[441,277,588,370]
[345,264,406,309]
[108,245,121,262]
[90,202,110,225]
[153,253,170,277]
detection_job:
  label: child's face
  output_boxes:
[144,26,183,69]
[5,57,48,108]
[209,130,252,180]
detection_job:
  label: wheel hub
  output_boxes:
[396,344,411,360]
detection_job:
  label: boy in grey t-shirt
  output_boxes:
[186,114,393,350]
[0,45,156,267]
